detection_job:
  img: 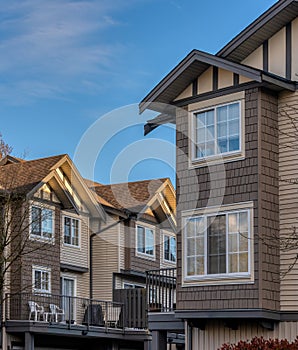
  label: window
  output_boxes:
[31,206,54,239]
[184,208,251,281]
[194,101,241,160]
[63,216,80,247]
[164,234,176,263]
[136,225,155,258]
[33,266,51,293]
[123,283,143,289]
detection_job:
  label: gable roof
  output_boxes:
[87,177,176,229]
[139,49,296,114]
[87,178,169,213]
[0,154,106,220]
[217,0,298,62]
[0,154,65,194]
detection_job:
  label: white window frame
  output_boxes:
[163,232,176,264]
[182,202,254,286]
[123,283,144,289]
[63,215,81,248]
[30,204,54,242]
[136,224,156,260]
[189,92,245,168]
[193,101,242,160]
[32,266,51,294]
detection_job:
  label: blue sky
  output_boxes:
[0,0,276,185]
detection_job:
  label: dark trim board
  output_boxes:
[263,40,268,72]
[60,263,88,273]
[148,312,185,332]
[286,22,292,80]
[5,321,151,342]
[175,309,298,322]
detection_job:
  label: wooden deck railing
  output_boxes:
[5,293,124,330]
[146,268,176,312]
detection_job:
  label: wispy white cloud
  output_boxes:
[0,0,133,104]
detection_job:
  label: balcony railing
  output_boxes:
[5,293,124,330]
[146,268,176,313]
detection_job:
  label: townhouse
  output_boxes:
[87,178,176,303]
[0,154,150,350]
[140,0,298,349]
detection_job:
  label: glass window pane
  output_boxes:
[217,106,227,122]
[229,253,238,273]
[145,229,154,255]
[170,237,176,262]
[228,233,238,252]
[64,217,71,244]
[228,137,240,152]
[229,119,239,136]
[218,122,227,137]
[187,238,196,256]
[239,232,248,251]
[206,110,214,125]
[32,207,41,235]
[195,218,204,236]
[217,138,227,153]
[239,253,248,272]
[196,144,204,159]
[186,220,196,237]
[137,226,144,253]
[205,142,215,156]
[35,271,41,289]
[197,128,205,142]
[239,212,248,232]
[196,237,204,255]
[196,256,204,275]
[206,126,215,141]
[228,213,238,233]
[164,236,170,260]
[187,257,195,276]
[196,113,206,127]
[228,103,239,120]
[43,209,53,235]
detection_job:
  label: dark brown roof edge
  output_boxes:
[217,0,296,58]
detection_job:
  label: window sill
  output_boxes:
[183,273,253,287]
[63,243,81,249]
[189,151,245,169]
[30,234,54,244]
[136,252,156,261]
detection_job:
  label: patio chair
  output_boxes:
[104,305,122,328]
[28,301,45,321]
[49,303,65,322]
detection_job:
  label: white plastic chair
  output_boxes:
[28,301,45,321]
[49,303,65,322]
[104,306,122,327]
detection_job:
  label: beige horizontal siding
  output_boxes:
[92,214,120,301]
[60,212,89,269]
[190,321,298,350]
[279,91,298,311]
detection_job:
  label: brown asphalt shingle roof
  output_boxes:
[0,154,66,195]
[87,178,168,212]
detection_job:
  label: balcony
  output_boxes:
[5,292,125,329]
[146,268,176,313]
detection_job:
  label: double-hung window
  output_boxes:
[63,216,80,247]
[31,206,54,240]
[164,234,176,263]
[184,207,251,281]
[136,225,155,258]
[194,101,241,160]
[33,266,51,293]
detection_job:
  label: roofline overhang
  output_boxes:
[139,49,296,116]
[217,0,298,59]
